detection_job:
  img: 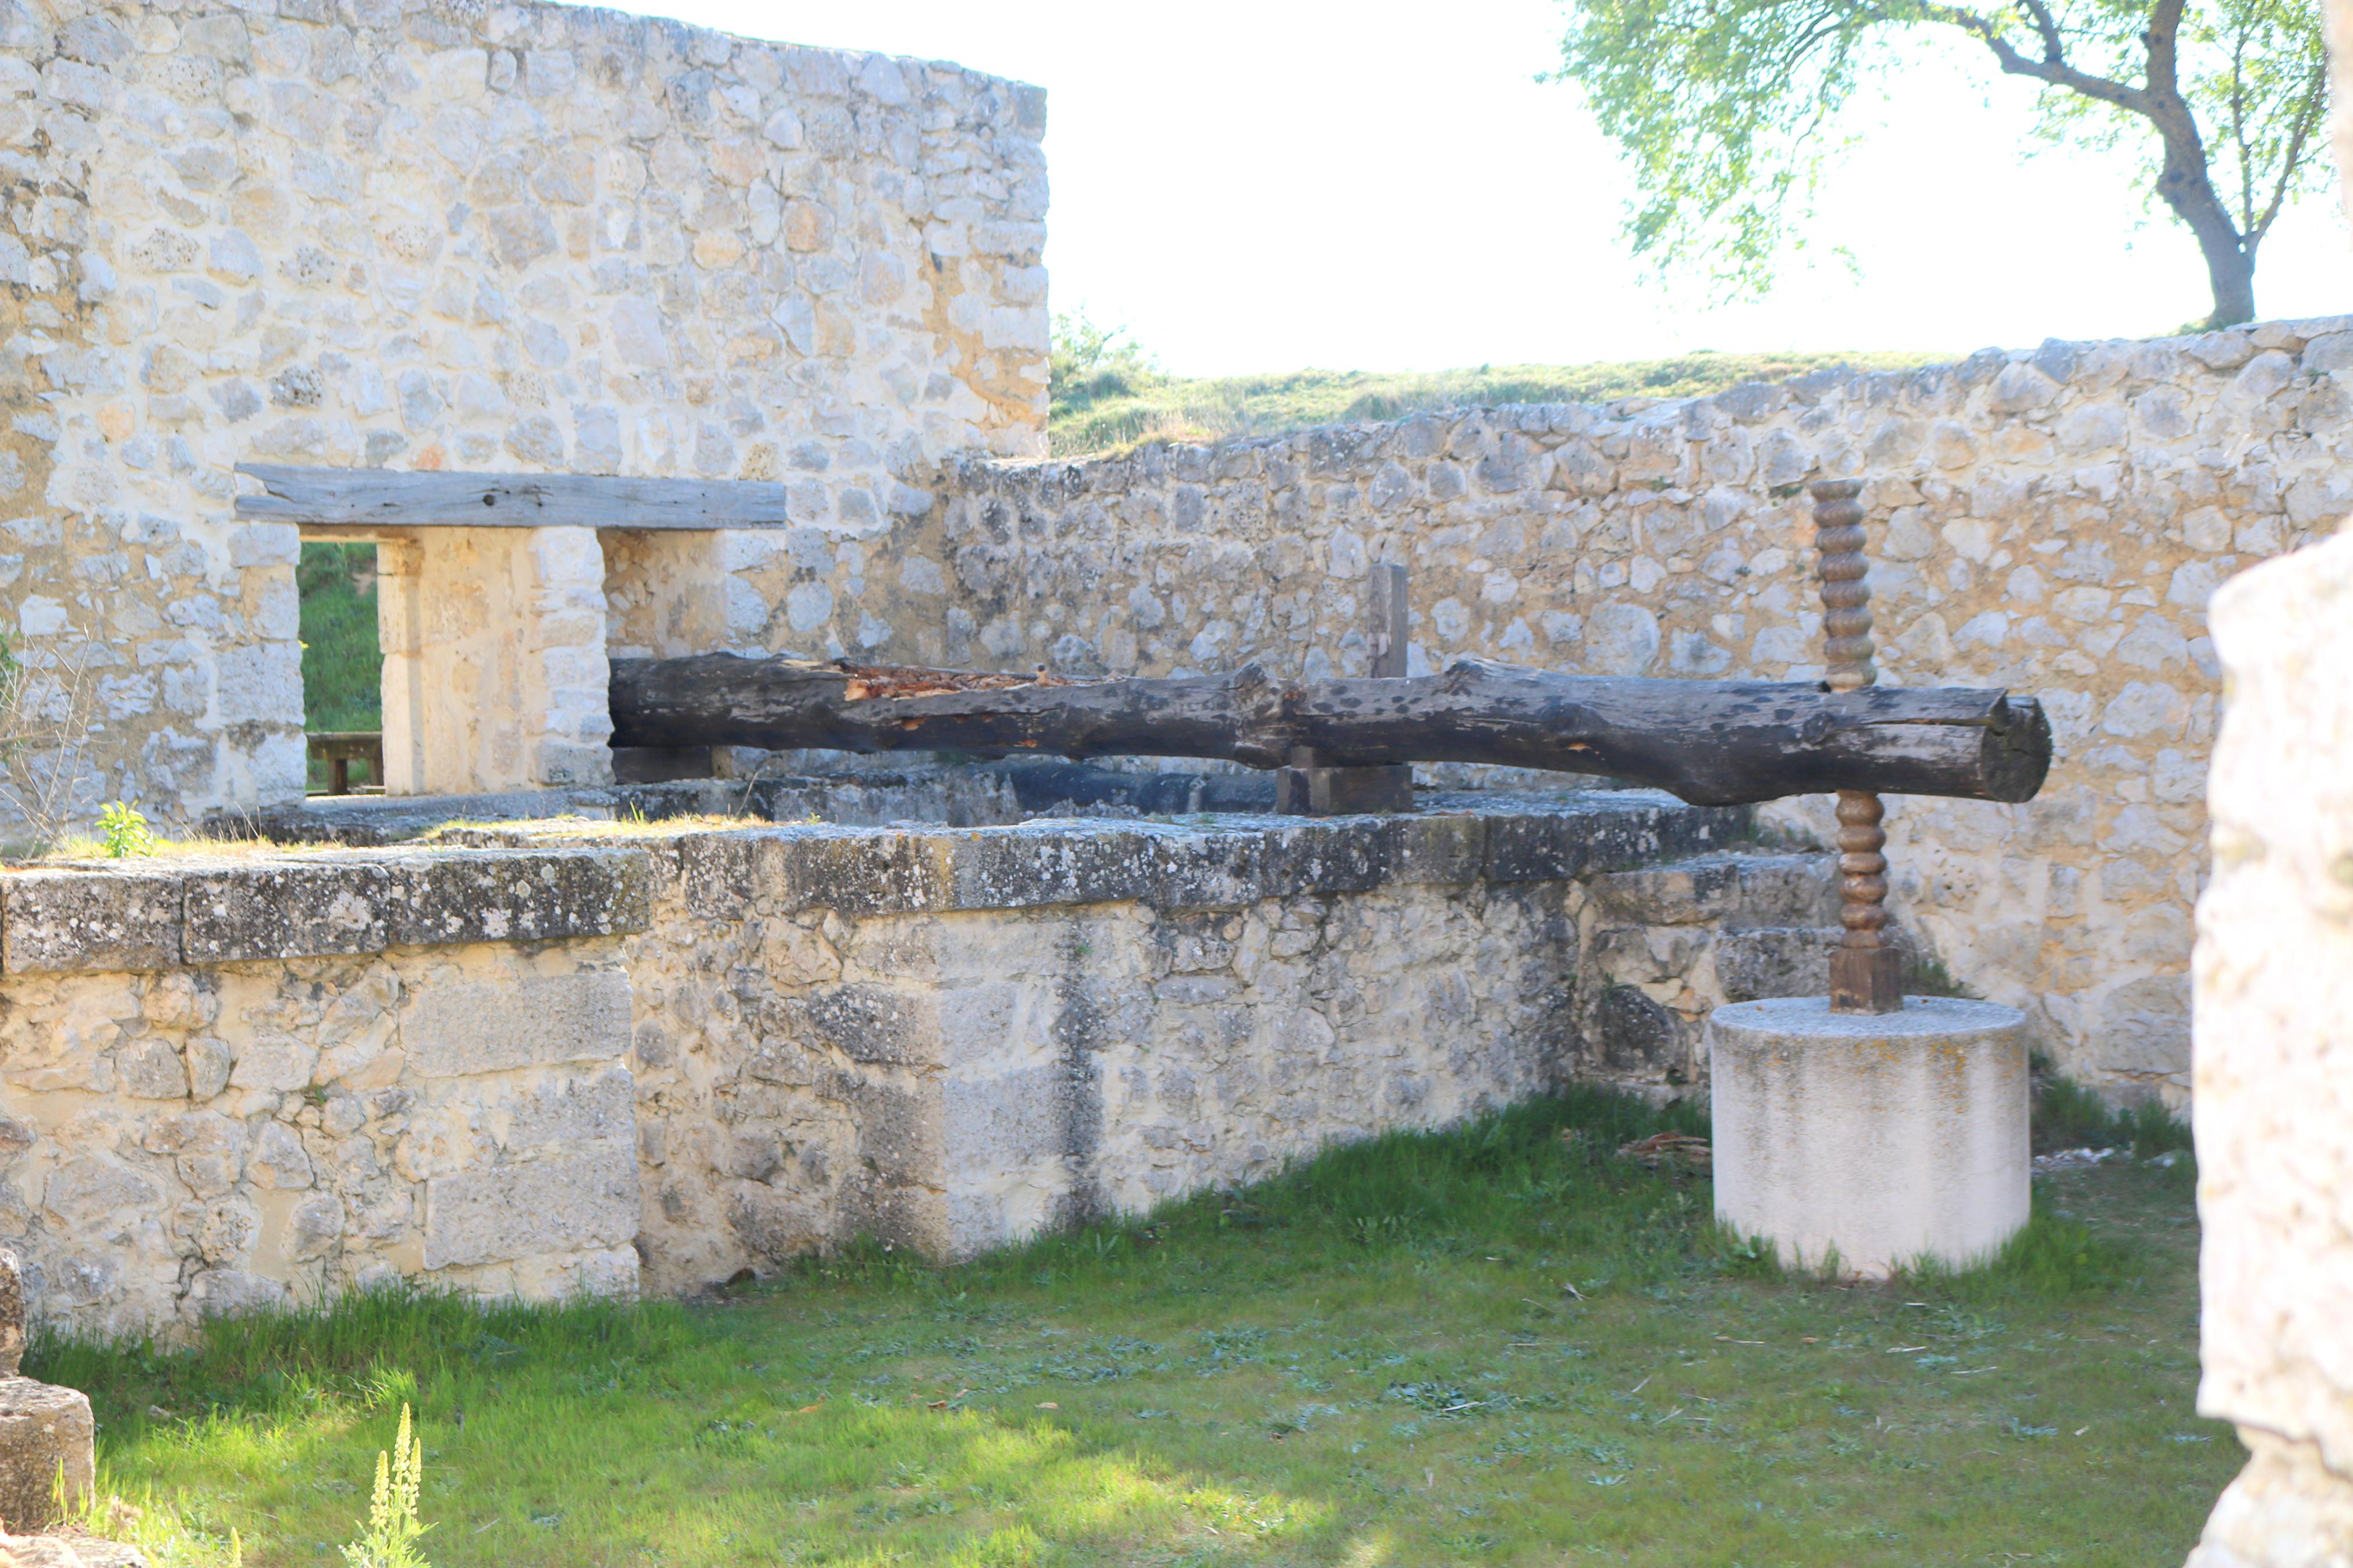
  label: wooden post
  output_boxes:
[1367,560,1408,680]
[1276,563,1416,815]
[1812,479,1905,1015]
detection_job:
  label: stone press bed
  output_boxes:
[0,784,1851,1337]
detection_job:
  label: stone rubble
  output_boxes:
[0,1251,124,1560]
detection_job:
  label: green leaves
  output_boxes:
[97,800,155,859]
[1550,0,2326,320]
[1555,0,1889,293]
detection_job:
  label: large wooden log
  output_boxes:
[609,653,2052,808]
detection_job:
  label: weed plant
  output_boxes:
[34,1086,2224,1567]
[96,801,156,858]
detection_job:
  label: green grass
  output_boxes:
[297,542,381,792]
[2031,1062,2196,1159]
[297,543,381,734]
[1048,351,1947,457]
[36,1088,2228,1567]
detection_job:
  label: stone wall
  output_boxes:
[2183,524,2353,1565]
[5,0,2331,1107]
[0,845,647,1337]
[0,786,1867,1334]
[829,317,2353,1101]
[455,792,1770,1293]
[379,524,612,793]
[0,0,1046,824]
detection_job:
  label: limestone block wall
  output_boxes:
[2184,527,2353,1563]
[0,0,1046,824]
[447,791,1791,1295]
[0,846,647,1336]
[0,786,1887,1333]
[853,317,2353,1102]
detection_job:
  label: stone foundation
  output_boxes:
[0,778,1877,1335]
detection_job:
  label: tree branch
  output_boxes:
[1927,2,2150,114]
[2250,61,2327,246]
[2141,0,2187,97]
[2230,25,2253,234]
[2017,0,2067,64]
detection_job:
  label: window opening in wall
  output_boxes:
[297,541,384,795]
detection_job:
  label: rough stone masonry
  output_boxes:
[1,0,2346,1105]
[0,781,1893,1336]
[0,0,1048,808]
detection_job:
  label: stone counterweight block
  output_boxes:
[1708,996,2028,1277]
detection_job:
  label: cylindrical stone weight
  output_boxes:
[1708,996,2029,1277]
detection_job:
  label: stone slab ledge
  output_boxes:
[0,847,651,976]
[447,788,1752,918]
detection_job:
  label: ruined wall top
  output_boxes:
[0,0,1049,816]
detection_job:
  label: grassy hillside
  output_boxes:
[1048,318,1946,457]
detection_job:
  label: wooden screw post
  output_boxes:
[1276,562,1415,815]
[1811,479,1904,1015]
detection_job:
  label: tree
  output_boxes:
[1554,0,2329,327]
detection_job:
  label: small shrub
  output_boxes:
[1048,311,1162,414]
[2030,1058,2192,1158]
[341,1402,430,1568]
[97,801,155,859]
[2113,1098,2195,1160]
[0,628,100,851]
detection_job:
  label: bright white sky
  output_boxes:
[643,0,2351,377]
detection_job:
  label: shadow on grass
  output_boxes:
[34,1083,2159,1425]
[30,1082,2195,1567]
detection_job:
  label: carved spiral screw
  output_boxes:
[1811,479,1875,692]
[1834,790,1891,949]
[1810,478,1903,1014]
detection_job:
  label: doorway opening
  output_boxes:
[297,541,384,795]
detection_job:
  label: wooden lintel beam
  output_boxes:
[232,464,791,529]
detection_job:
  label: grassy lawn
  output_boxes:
[37,1089,2230,1567]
